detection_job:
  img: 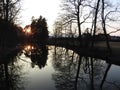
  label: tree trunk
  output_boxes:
[77,2,82,47]
[91,0,100,47]
[6,0,9,21]
[101,0,111,53]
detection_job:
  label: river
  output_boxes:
[0,45,120,90]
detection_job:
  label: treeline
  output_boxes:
[23,16,49,45]
[53,0,120,49]
[0,19,21,47]
[0,15,49,47]
[30,16,49,45]
[0,0,21,47]
[0,0,49,47]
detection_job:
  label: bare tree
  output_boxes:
[0,0,21,47]
[91,0,120,50]
[61,0,92,38]
[53,15,78,38]
[53,20,63,38]
[54,0,120,49]
[0,0,21,22]
[91,0,100,47]
[101,0,111,51]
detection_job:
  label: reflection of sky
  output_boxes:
[17,47,56,90]
[109,0,120,5]
[101,64,120,90]
[106,65,120,82]
[15,46,120,90]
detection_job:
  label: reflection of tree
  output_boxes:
[100,64,111,89]
[100,64,120,90]
[0,48,25,90]
[51,46,116,90]
[31,46,48,69]
[23,45,48,69]
[52,47,79,90]
[75,57,108,90]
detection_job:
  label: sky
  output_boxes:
[20,0,61,33]
[20,0,120,36]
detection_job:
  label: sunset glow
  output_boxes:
[24,45,34,51]
[21,0,61,33]
[23,26,32,34]
[26,28,31,34]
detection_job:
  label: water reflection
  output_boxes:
[0,48,24,90]
[0,44,48,90]
[0,45,120,90]
[22,45,48,69]
[52,46,120,90]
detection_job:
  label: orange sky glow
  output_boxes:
[23,26,32,34]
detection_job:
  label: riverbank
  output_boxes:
[48,41,120,65]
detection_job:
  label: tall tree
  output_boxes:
[101,0,111,51]
[0,19,19,47]
[91,0,100,47]
[57,0,120,48]
[31,16,49,45]
[61,0,93,37]
[0,0,21,22]
[53,20,63,38]
[0,0,21,47]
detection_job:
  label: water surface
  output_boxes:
[0,45,120,90]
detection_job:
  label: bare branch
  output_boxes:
[108,29,120,34]
[80,11,92,24]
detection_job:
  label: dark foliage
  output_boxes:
[0,19,19,47]
[31,46,48,69]
[31,16,49,45]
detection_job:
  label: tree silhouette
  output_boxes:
[0,0,21,47]
[0,19,19,47]
[0,0,21,22]
[31,16,49,45]
[0,47,24,90]
[30,46,48,69]
[23,45,48,69]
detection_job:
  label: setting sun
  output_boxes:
[26,27,31,33]
[23,25,32,34]
[24,45,34,51]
